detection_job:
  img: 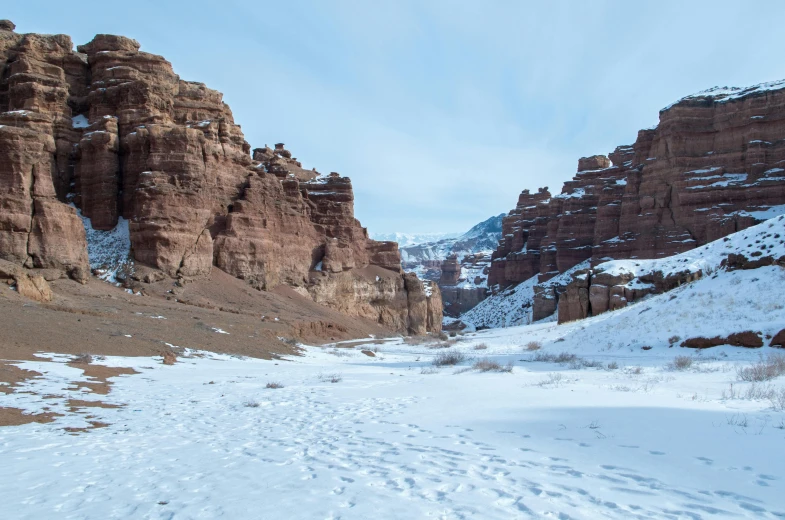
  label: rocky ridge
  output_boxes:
[0,22,441,335]
[485,79,785,324]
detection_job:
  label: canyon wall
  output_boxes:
[488,80,785,322]
[0,21,440,334]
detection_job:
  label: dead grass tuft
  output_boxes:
[525,341,542,351]
[432,350,466,367]
[736,354,785,382]
[472,358,513,373]
[667,356,693,371]
[319,373,343,383]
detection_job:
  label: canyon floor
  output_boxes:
[2,288,785,519]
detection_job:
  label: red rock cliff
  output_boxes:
[0,22,441,334]
[488,80,785,321]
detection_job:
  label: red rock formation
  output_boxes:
[487,80,785,323]
[438,252,491,317]
[0,22,441,334]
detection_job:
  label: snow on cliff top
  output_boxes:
[662,78,785,112]
[596,213,785,279]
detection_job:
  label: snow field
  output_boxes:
[2,329,785,519]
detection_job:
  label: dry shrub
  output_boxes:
[667,356,693,371]
[736,353,785,382]
[265,382,284,389]
[473,343,488,350]
[73,353,92,364]
[537,373,564,387]
[432,350,466,367]
[472,358,513,373]
[319,373,343,383]
[606,361,619,370]
[525,341,542,351]
[532,352,577,364]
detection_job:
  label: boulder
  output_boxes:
[771,329,785,348]
[15,274,53,302]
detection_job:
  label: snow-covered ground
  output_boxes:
[3,310,785,519]
[3,219,785,519]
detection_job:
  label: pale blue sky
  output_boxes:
[7,1,785,233]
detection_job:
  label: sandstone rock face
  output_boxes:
[438,252,491,318]
[0,23,441,334]
[487,80,785,323]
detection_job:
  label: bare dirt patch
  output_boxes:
[0,268,395,363]
[0,361,43,394]
[0,407,62,427]
[66,363,139,395]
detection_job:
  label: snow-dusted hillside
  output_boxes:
[400,213,505,265]
[457,262,589,329]
[456,213,785,330]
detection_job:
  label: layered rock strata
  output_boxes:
[0,22,440,334]
[488,80,785,322]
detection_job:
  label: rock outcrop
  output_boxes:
[438,252,492,317]
[487,80,785,323]
[0,23,441,334]
[398,214,503,317]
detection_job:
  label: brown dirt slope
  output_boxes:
[0,267,394,362]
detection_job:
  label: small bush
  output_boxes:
[736,354,785,382]
[532,352,576,363]
[580,359,604,369]
[554,352,578,363]
[607,361,619,370]
[537,373,564,387]
[438,331,449,341]
[525,341,542,351]
[772,389,785,412]
[265,382,284,389]
[420,366,440,374]
[625,366,644,375]
[328,348,351,357]
[668,356,693,371]
[668,335,681,346]
[472,358,513,373]
[473,343,488,350]
[432,350,466,367]
[244,400,260,408]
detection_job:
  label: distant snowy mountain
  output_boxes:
[399,214,505,265]
[370,232,460,248]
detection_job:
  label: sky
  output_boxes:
[6,1,785,233]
